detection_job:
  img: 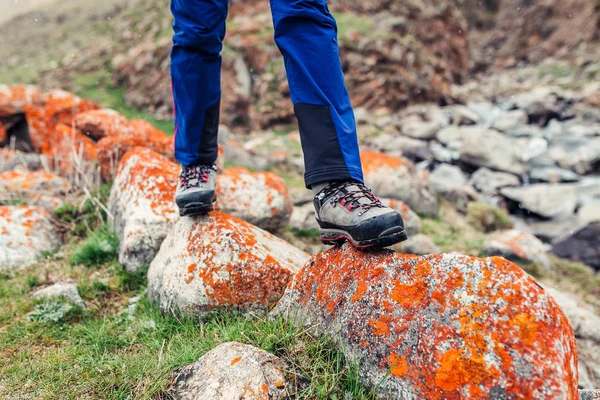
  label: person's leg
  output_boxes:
[171,0,227,216]
[270,0,408,249]
[270,0,363,188]
[171,0,227,167]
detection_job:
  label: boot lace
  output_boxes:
[318,182,384,216]
[180,165,214,189]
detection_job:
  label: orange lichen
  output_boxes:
[351,281,368,302]
[0,123,6,144]
[388,354,409,377]
[360,151,406,174]
[181,211,295,309]
[74,109,129,141]
[230,356,242,366]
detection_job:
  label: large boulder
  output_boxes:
[172,342,293,399]
[109,147,179,273]
[273,245,578,399]
[73,108,130,141]
[361,151,438,217]
[0,206,62,270]
[216,167,292,232]
[0,169,70,198]
[96,119,174,180]
[483,229,551,268]
[501,184,578,219]
[552,222,600,271]
[148,212,308,315]
[0,84,41,116]
[547,288,600,390]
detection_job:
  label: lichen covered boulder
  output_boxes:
[96,119,174,179]
[483,229,551,268]
[216,167,292,232]
[361,151,438,217]
[74,108,129,141]
[0,149,43,172]
[148,211,308,315]
[0,169,70,198]
[273,244,578,399]
[109,147,179,272]
[172,342,293,399]
[0,206,62,270]
[0,84,41,116]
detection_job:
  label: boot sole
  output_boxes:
[179,202,215,217]
[320,226,408,250]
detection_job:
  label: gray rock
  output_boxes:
[32,282,86,309]
[172,342,292,399]
[577,177,600,205]
[367,134,432,162]
[399,115,439,140]
[429,142,458,163]
[513,216,579,244]
[547,288,600,390]
[578,201,600,226]
[218,127,271,171]
[565,123,600,138]
[0,149,43,172]
[501,184,578,219]
[469,167,520,194]
[579,389,600,400]
[552,221,600,270]
[392,233,440,255]
[506,86,575,125]
[547,136,600,174]
[483,229,550,268]
[506,124,546,138]
[429,164,467,194]
[465,101,502,126]
[491,109,528,132]
[449,105,480,126]
[529,166,581,183]
[459,130,526,175]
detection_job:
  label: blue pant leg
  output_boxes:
[170,0,228,167]
[270,0,364,187]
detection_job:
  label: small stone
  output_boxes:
[469,167,520,194]
[501,184,578,219]
[392,233,440,255]
[483,229,551,268]
[429,163,467,194]
[32,282,86,309]
[0,206,62,271]
[172,342,293,400]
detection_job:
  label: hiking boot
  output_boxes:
[314,181,408,249]
[175,164,217,216]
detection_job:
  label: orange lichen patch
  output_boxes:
[74,109,130,141]
[215,167,293,231]
[360,151,406,174]
[0,170,70,193]
[230,356,242,366]
[43,89,100,127]
[351,281,368,302]
[0,84,41,116]
[388,354,409,378]
[280,245,578,399]
[41,124,98,176]
[0,122,7,144]
[115,147,179,218]
[171,211,303,310]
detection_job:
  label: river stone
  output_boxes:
[273,244,578,399]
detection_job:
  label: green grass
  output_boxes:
[466,202,512,233]
[69,226,119,267]
[0,257,377,399]
[72,70,175,135]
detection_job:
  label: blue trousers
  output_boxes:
[170,0,363,187]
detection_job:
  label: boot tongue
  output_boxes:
[341,185,373,206]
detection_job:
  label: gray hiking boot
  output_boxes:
[314,181,408,249]
[175,164,218,216]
